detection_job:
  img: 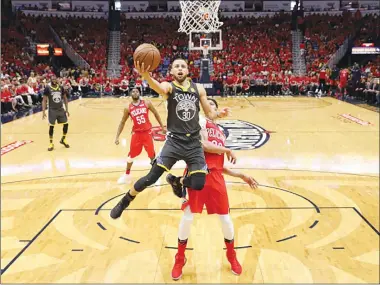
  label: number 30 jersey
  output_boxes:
[129,100,152,132]
[167,80,201,137]
[200,116,226,171]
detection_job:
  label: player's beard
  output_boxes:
[174,74,187,84]
[132,96,139,102]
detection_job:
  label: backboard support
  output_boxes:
[189,30,223,56]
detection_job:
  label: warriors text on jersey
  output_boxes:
[167,80,201,137]
[129,100,152,132]
[202,117,226,171]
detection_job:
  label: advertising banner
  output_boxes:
[12,1,51,11]
[263,1,291,11]
[303,1,340,11]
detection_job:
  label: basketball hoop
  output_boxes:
[178,0,223,35]
[179,0,223,57]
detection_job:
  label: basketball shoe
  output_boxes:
[110,192,135,219]
[117,174,131,184]
[171,241,187,280]
[225,240,242,275]
[166,174,183,198]
[48,143,54,151]
[60,138,70,148]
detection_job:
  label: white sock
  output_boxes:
[219,214,234,241]
[178,206,193,241]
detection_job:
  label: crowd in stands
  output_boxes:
[1,10,379,117]
[2,58,378,118]
[354,14,379,46]
[303,11,358,71]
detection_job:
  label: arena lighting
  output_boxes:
[115,0,121,11]
[36,44,49,56]
[37,44,49,48]
[290,1,297,10]
[54,48,63,56]
[361,43,375,47]
[352,46,380,54]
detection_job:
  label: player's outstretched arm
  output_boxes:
[198,84,230,120]
[134,61,171,99]
[115,108,129,145]
[222,167,258,189]
[146,100,166,132]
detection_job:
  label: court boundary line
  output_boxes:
[3,167,377,185]
[353,207,380,235]
[1,210,62,275]
[1,206,378,276]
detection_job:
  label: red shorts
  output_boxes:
[187,170,229,215]
[128,130,155,159]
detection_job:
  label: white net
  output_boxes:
[178,0,223,35]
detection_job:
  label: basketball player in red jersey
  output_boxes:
[115,88,166,184]
[171,98,258,280]
[339,68,349,98]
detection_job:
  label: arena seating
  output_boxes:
[2,9,379,118]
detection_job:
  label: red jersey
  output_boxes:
[340,69,349,82]
[319,70,327,80]
[128,100,152,132]
[203,118,226,171]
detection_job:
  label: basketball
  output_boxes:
[133,43,161,72]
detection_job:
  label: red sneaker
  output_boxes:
[227,250,242,275]
[171,253,187,280]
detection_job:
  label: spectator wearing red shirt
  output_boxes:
[111,77,121,95]
[104,80,113,96]
[319,67,327,94]
[120,77,129,97]
[135,76,143,94]
[79,76,90,95]
[1,85,14,114]
[241,74,250,95]
[16,80,33,106]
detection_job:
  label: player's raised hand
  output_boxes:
[134,61,151,75]
[242,174,258,189]
[226,150,237,164]
[218,107,231,118]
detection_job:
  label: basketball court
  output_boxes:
[1,96,379,283]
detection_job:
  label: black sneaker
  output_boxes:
[110,193,134,219]
[166,174,184,198]
[60,138,70,148]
